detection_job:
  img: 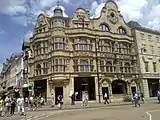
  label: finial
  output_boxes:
[57,0,60,6]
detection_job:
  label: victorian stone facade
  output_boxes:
[22,1,139,104]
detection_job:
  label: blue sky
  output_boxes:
[0,0,160,71]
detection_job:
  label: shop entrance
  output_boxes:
[74,77,96,101]
[131,87,136,95]
[112,80,127,94]
[148,79,159,97]
[55,87,63,104]
[34,79,47,100]
[102,87,109,99]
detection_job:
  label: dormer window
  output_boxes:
[99,23,110,31]
[117,27,126,34]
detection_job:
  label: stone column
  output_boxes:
[47,79,52,102]
[109,83,113,103]
[142,78,149,98]
[127,83,131,95]
[95,77,99,102]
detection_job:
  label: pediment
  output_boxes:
[72,8,90,22]
[35,14,48,28]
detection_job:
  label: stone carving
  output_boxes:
[76,11,85,20]
[107,9,118,24]
[73,51,93,56]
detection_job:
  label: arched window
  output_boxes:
[36,64,41,75]
[99,23,110,31]
[106,62,112,72]
[74,39,91,51]
[117,27,126,34]
[124,63,131,73]
[80,60,89,72]
[104,41,112,52]
[35,43,41,55]
[100,60,105,72]
[53,37,66,50]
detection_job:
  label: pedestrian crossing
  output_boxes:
[19,111,65,120]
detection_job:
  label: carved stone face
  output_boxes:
[107,9,118,24]
[76,11,85,20]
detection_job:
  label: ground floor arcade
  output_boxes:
[31,75,139,104]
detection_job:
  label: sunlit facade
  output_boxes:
[23,1,139,104]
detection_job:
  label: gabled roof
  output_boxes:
[22,42,30,50]
[127,21,160,35]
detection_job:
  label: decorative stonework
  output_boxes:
[76,11,85,20]
[107,9,118,24]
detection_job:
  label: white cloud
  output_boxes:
[90,2,105,18]
[25,30,33,40]
[1,0,160,31]
[0,0,27,15]
[117,0,148,21]
[146,4,160,30]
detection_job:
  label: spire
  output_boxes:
[57,0,60,7]
[53,0,63,17]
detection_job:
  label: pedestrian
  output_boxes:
[157,90,160,103]
[71,93,75,105]
[0,97,3,116]
[57,95,63,109]
[10,98,16,116]
[40,96,44,107]
[17,96,25,116]
[104,92,109,104]
[25,97,29,107]
[4,96,11,117]
[51,94,55,108]
[133,92,140,107]
[141,93,146,104]
[82,92,88,106]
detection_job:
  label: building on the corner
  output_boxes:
[128,21,160,99]
[22,0,139,104]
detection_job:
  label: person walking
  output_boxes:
[0,97,3,116]
[17,96,25,116]
[157,90,160,103]
[4,96,11,117]
[51,94,55,108]
[71,93,75,105]
[133,92,140,107]
[141,93,146,104]
[10,98,16,116]
[104,92,109,104]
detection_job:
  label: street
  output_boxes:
[3,103,160,120]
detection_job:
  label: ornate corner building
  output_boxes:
[22,1,139,103]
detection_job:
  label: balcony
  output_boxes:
[33,32,50,40]
[72,51,94,57]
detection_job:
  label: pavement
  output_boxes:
[36,102,133,111]
[1,100,160,120]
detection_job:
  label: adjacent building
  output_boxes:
[22,0,139,104]
[128,21,160,99]
[0,54,23,98]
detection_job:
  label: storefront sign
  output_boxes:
[78,72,91,77]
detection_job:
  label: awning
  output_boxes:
[22,84,29,88]
[49,77,69,85]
